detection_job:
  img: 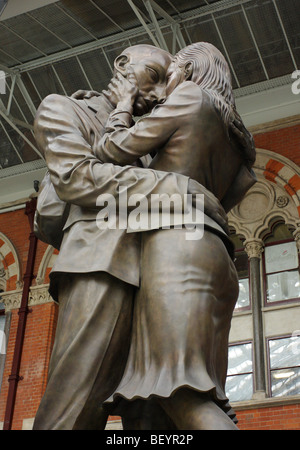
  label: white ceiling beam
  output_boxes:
[0,20,47,56]
[272,0,298,71]
[6,74,17,115]
[15,76,37,118]
[4,76,36,129]
[26,11,73,49]
[76,56,93,90]
[0,96,33,130]
[27,72,43,102]
[0,118,24,164]
[50,65,67,96]
[147,0,186,49]
[0,47,22,65]
[143,0,169,51]
[101,47,114,74]
[7,0,285,76]
[127,0,160,48]
[0,107,43,159]
[54,3,98,41]
[0,63,18,76]
[177,0,254,23]
[210,14,241,88]
[241,4,269,80]
[88,0,125,32]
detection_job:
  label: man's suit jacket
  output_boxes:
[34,93,190,298]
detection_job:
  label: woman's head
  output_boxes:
[167,42,236,126]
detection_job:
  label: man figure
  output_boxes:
[32,44,224,430]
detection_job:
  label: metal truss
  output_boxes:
[0,64,43,161]
[8,0,295,95]
[12,0,256,73]
[0,0,298,171]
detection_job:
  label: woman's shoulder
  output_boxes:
[172,81,213,104]
[173,82,218,118]
[173,80,201,94]
[167,81,206,106]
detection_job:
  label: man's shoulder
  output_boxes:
[37,94,96,123]
[36,94,76,119]
[40,93,70,107]
[39,93,95,111]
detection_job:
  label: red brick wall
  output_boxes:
[0,302,58,430]
[236,404,300,430]
[254,123,300,166]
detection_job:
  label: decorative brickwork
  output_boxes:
[0,232,21,291]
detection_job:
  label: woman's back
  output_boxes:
[149,81,243,203]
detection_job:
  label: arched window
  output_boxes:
[263,223,300,306]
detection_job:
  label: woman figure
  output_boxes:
[96,42,256,430]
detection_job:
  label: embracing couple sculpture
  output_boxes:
[33,42,256,430]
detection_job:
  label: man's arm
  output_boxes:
[34,94,189,209]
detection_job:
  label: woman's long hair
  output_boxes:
[174,42,255,165]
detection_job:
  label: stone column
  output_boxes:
[244,238,267,399]
[293,226,300,253]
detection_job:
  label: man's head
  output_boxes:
[114,44,172,116]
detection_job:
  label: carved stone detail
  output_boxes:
[228,149,300,241]
[1,284,54,311]
[0,290,22,311]
[29,285,53,307]
[276,195,289,208]
[244,238,264,259]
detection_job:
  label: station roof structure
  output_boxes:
[0,0,299,199]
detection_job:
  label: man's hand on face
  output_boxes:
[70,67,139,111]
[103,68,139,113]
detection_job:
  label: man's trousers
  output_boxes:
[33,272,135,430]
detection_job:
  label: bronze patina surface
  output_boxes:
[33,42,255,430]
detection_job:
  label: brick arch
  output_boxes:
[0,232,21,291]
[256,148,300,217]
[36,245,59,285]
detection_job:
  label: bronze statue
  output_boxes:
[32,44,225,430]
[92,42,256,430]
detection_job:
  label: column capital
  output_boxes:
[244,238,264,259]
